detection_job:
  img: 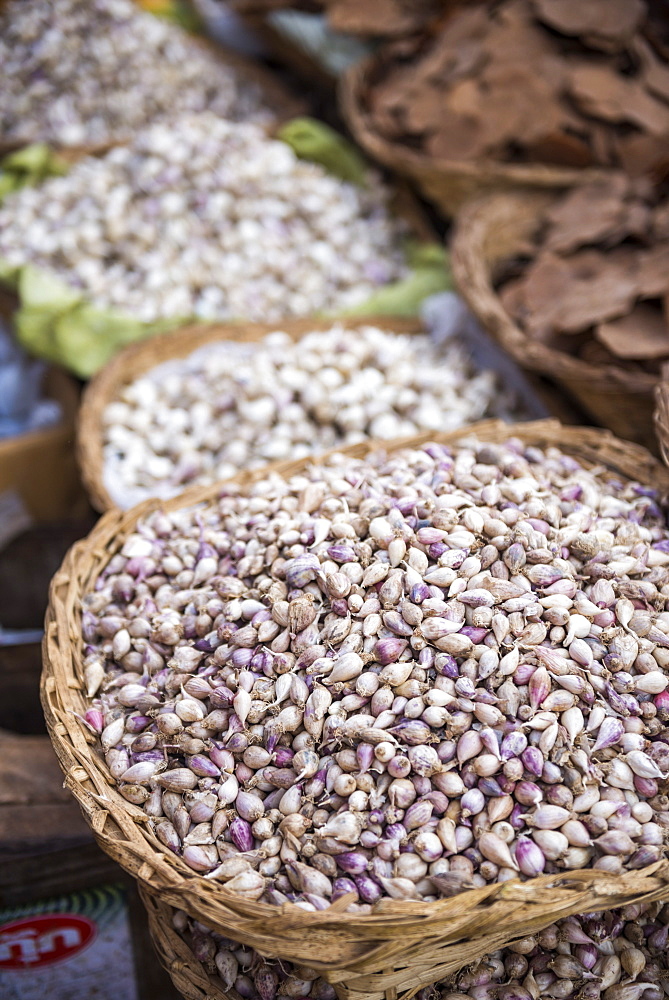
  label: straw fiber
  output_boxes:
[340,56,607,217]
[451,190,659,454]
[42,420,669,1000]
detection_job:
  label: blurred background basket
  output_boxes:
[340,55,608,217]
[76,315,421,512]
[451,189,659,453]
[0,4,304,159]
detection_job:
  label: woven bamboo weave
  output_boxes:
[340,56,608,217]
[451,189,659,454]
[655,365,669,467]
[42,420,669,1000]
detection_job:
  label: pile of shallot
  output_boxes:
[82,436,669,911]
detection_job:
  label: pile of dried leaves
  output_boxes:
[361,0,669,176]
[497,176,669,374]
[231,0,450,38]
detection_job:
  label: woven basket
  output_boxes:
[140,887,232,1000]
[340,55,610,217]
[450,189,660,454]
[655,364,669,467]
[42,419,669,1000]
[77,316,422,513]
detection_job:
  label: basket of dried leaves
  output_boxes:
[42,419,669,1000]
[341,0,669,216]
[451,174,669,452]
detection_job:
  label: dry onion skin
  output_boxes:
[0,0,273,149]
[496,176,669,375]
[0,116,408,324]
[82,438,669,909]
[171,900,669,1000]
[361,0,669,176]
[101,323,517,509]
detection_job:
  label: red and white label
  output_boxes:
[0,914,96,970]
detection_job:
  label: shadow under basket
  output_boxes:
[450,189,659,454]
[42,419,669,1000]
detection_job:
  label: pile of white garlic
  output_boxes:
[101,322,517,508]
[0,116,408,325]
[0,0,272,148]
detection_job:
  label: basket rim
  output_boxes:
[77,315,424,513]
[42,419,669,986]
[339,54,612,192]
[450,187,660,393]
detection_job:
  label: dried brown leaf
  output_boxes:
[522,249,639,335]
[637,244,669,297]
[595,304,669,360]
[524,130,593,167]
[569,64,669,135]
[617,131,669,178]
[531,0,645,50]
[405,85,447,132]
[477,64,566,149]
[425,110,485,160]
[498,275,528,320]
[645,59,669,105]
[652,202,669,241]
[543,177,631,253]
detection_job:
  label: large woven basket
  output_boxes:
[42,419,669,1000]
[77,315,422,512]
[450,189,660,453]
[340,55,609,217]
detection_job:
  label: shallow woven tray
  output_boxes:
[450,188,660,454]
[340,54,609,217]
[77,316,422,512]
[42,419,669,1000]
